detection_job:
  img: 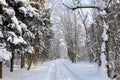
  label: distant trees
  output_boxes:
[63,10,82,63]
[47,0,88,62]
[54,3,86,62]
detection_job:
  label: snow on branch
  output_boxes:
[60,0,103,11]
[0,0,8,6]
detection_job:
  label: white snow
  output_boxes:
[0,0,8,6]
[25,46,34,54]
[117,0,120,3]
[11,16,19,25]
[100,10,107,16]
[101,42,106,52]
[19,3,39,18]
[19,7,27,16]
[100,15,110,80]
[4,8,25,35]
[24,30,35,39]
[0,44,11,61]
[14,0,28,3]
[102,28,108,41]
[3,59,110,80]
[0,31,4,38]
[7,32,27,45]
[19,21,28,31]
[7,23,15,29]
[100,53,109,80]
[3,8,15,17]
[11,16,22,35]
[103,21,109,30]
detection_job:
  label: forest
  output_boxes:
[0,0,120,80]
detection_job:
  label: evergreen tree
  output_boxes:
[0,0,53,78]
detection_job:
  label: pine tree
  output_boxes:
[0,0,53,78]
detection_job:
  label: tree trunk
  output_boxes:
[0,62,2,79]
[27,54,33,70]
[33,53,39,67]
[10,53,14,72]
[21,54,25,68]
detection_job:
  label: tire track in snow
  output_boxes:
[45,63,56,80]
[45,60,86,80]
[62,62,86,80]
[55,60,85,80]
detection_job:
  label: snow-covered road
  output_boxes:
[3,59,108,80]
[45,60,85,80]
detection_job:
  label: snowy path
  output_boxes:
[44,60,104,80]
[62,63,85,80]
[46,60,85,80]
[3,59,108,80]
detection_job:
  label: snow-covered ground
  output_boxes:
[3,59,109,80]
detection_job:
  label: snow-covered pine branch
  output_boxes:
[0,0,8,7]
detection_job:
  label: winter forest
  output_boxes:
[0,0,120,80]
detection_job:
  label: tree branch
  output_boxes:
[60,0,103,11]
